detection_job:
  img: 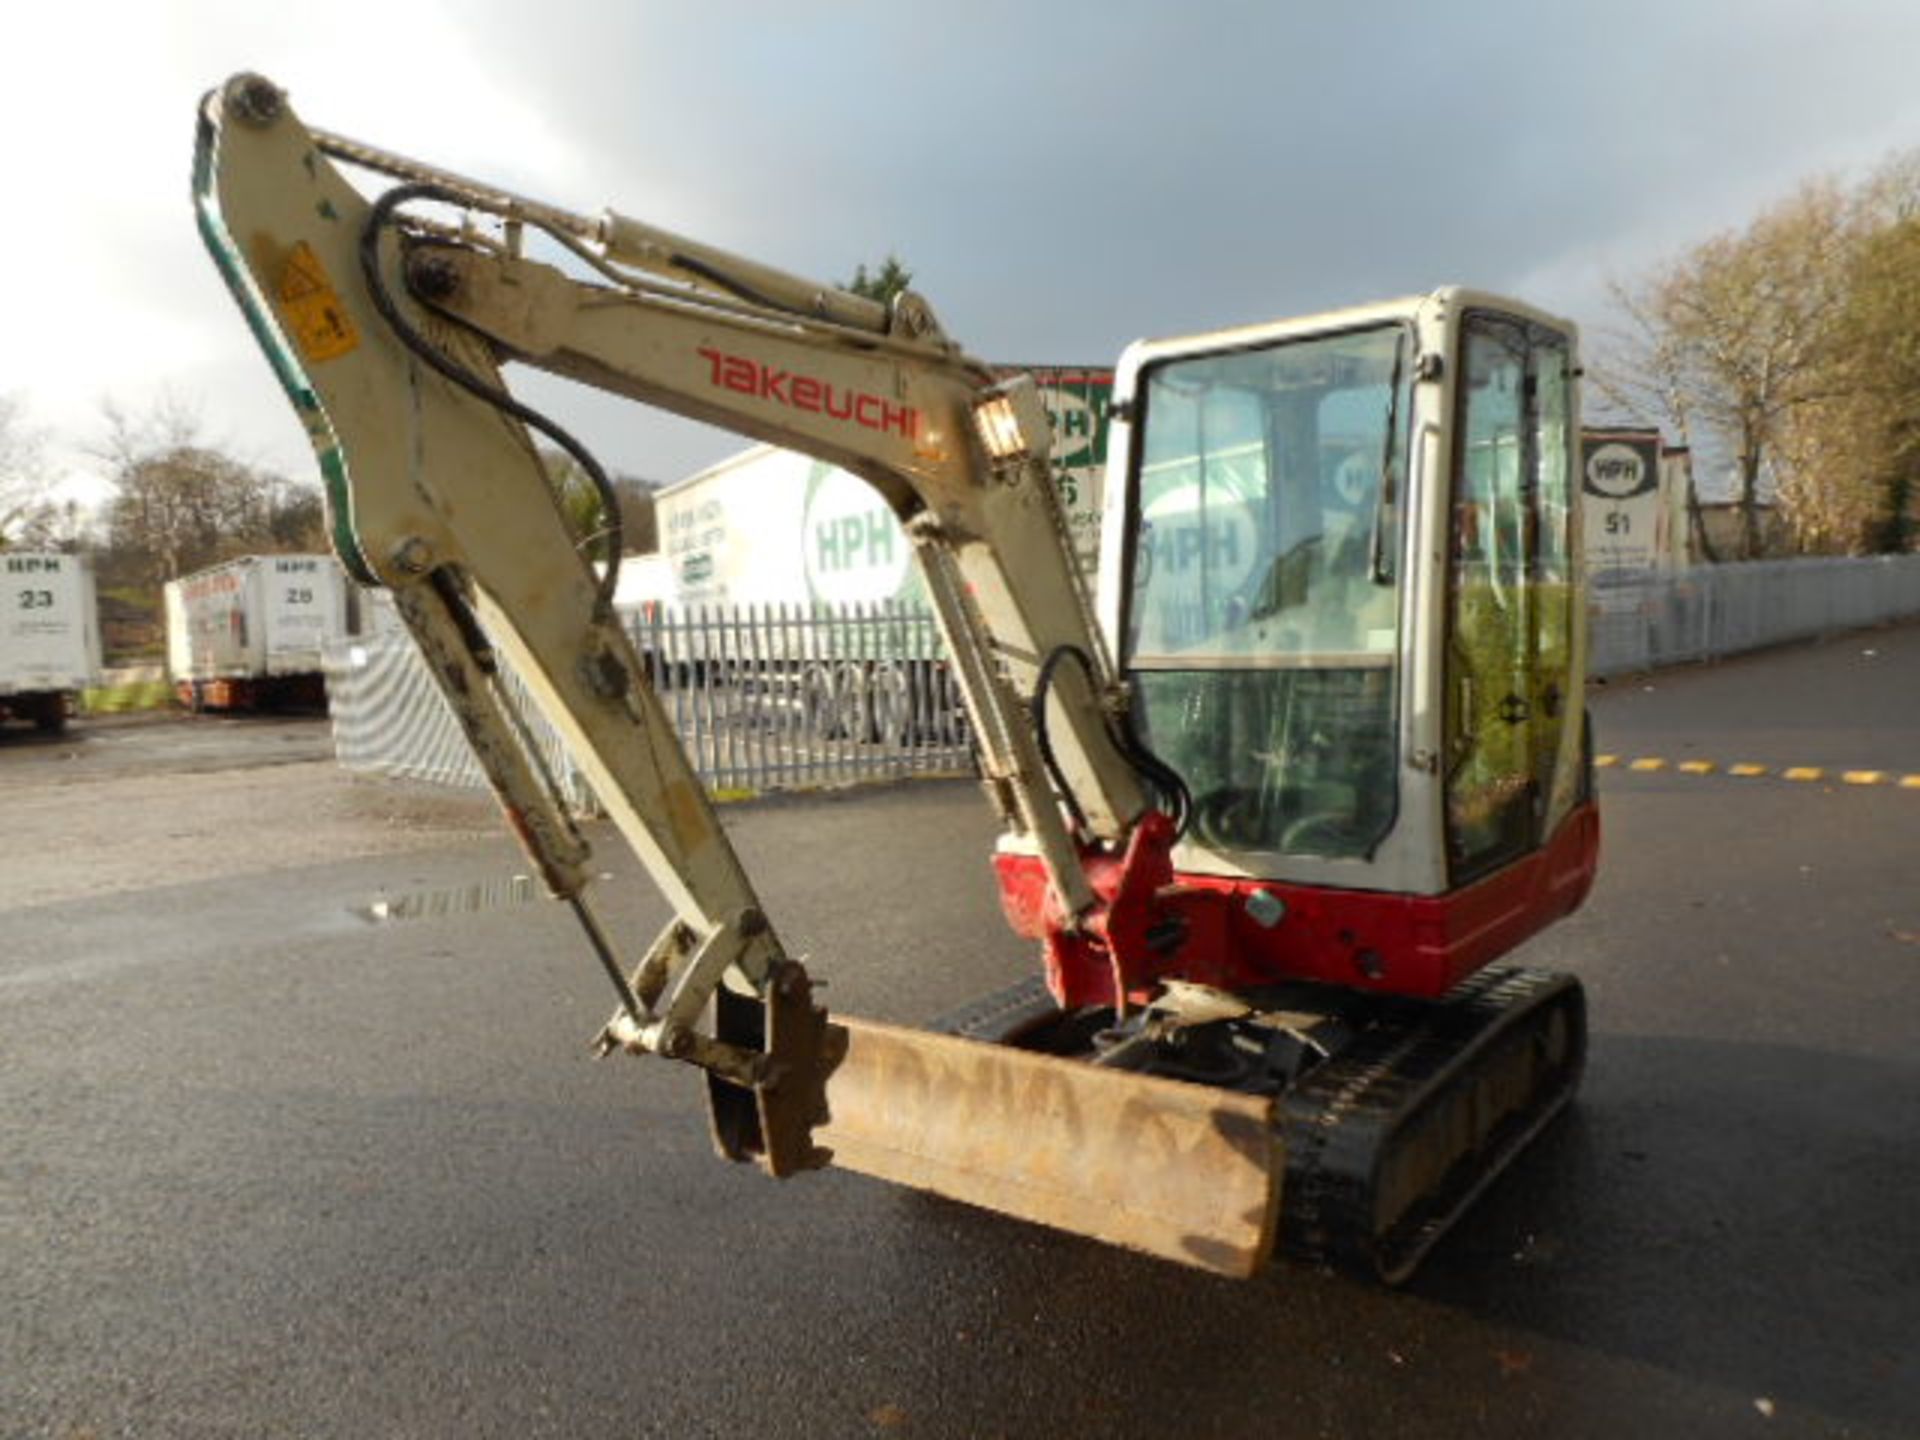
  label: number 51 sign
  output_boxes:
[1581,430,1665,576]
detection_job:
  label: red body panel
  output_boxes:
[994,801,1600,1009]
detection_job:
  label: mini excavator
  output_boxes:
[194,74,1598,1280]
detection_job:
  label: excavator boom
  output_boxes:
[193,73,1284,1273]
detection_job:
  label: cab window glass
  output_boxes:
[1126,325,1410,861]
[1446,316,1574,880]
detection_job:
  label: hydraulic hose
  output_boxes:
[1033,644,1193,841]
[357,181,625,619]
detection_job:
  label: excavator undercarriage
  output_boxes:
[906,964,1584,1279]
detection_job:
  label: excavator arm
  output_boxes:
[194,74,1279,1271]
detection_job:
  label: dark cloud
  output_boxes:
[204,1,1920,481]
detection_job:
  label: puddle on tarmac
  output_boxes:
[353,873,540,924]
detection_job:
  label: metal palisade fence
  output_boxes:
[326,559,1920,807]
[324,599,975,808]
[1587,555,1920,676]
[622,601,973,790]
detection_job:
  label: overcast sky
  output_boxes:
[10,1,1920,502]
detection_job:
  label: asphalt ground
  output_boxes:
[0,708,335,784]
[3,623,1918,1438]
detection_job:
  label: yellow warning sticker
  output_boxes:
[277,241,359,363]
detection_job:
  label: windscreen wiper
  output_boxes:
[1367,335,1408,586]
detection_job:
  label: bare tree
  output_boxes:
[95,397,323,586]
[0,393,56,549]
[1596,159,1920,557]
[1593,182,1855,557]
[1587,281,1718,560]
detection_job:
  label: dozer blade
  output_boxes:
[819,1017,1281,1278]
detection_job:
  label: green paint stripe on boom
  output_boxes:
[191,102,375,585]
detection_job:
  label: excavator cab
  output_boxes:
[1095,295,1598,999]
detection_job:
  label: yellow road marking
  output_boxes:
[1600,757,1915,791]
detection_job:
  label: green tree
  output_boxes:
[1842,220,1920,549]
[1777,173,1920,552]
[844,254,914,306]
[534,446,661,562]
[536,444,611,557]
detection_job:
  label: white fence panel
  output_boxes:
[323,633,596,810]
[329,560,1920,803]
[1588,556,1920,676]
[326,600,975,807]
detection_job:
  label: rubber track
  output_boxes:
[1276,966,1586,1283]
[927,974,1060,1043]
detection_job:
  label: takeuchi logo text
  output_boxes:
[697,347,919,441]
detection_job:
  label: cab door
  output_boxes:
[1444,312,1579,883]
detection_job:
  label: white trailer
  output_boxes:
[164,554,351,710]
[645,369,1111,740]
[0,552,101,734]
[656,366,1113,612]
